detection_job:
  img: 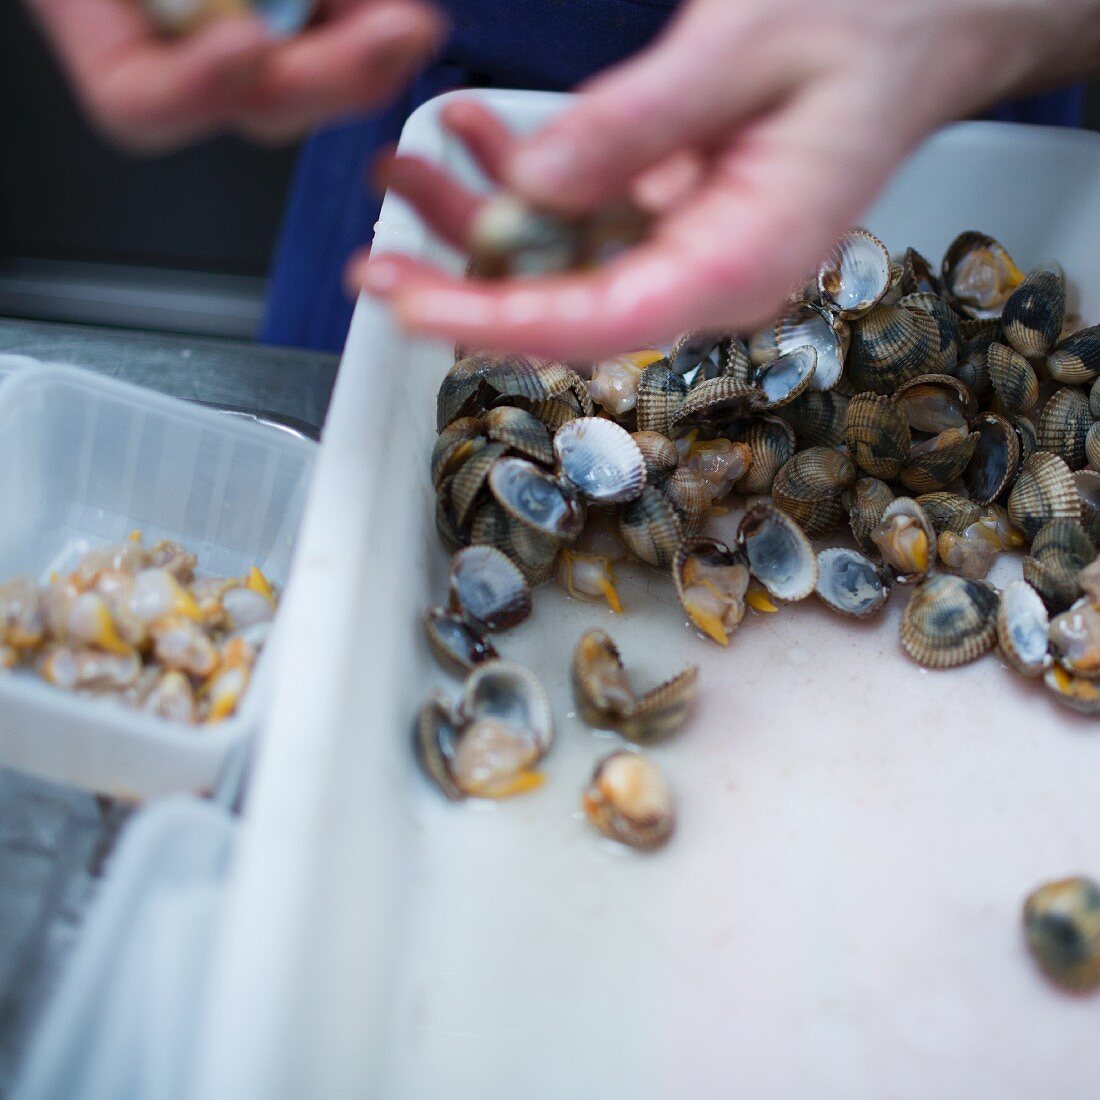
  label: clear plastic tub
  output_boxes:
[0,365,314,799]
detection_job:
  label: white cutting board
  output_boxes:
[193,92,1100,1099]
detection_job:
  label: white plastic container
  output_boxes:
[194,92,1100,1100]
[16,797,237,1100]
[0,365,314,799]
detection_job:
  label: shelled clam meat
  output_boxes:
[0,535,276,724]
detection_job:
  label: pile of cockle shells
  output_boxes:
[0,536,275,724]
[427,229,1100,721]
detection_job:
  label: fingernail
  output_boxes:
[510,137,578,195]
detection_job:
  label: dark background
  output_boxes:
[0,3,1097,333]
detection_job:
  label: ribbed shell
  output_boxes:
[671,376,765,429]
[617,486,683,568]
[437,354,582,430]
[738,502,818,601]
[469,500,559,587]
[1030,517,1096,563]
[1023,553,1083,614]
[844,393,911,479]
[900,247,940,296]
[732,417,796,495]
[773,495,847,540]
[635,360,688,435]
[424,608,498,676]
[987,342,1039,417]
[722,339,753,383]
[1003,269,1066,359]
[431,419,483,488]
[1014,416,1038,465]
[632,431,680,485]
[816,228,891,319]
[619,667,700,744]
[846,303,941,394]
[893,374,975,434]
[1076,469,1100,542]
[772,447,857,502]
[662,468,711,537]
[774,302,848,391]
[447,439,508,528]
[1090,373,1100,419]
[848,477,895,555]
[1037,387,1093,470]
[963,413,1021,505]
[554,417,646,504]
[899,427,980,494]
[1007,452,1081,542]
[996,580,1050,677]
[1048,324,1100,386]
[900,574,999,669]
[815,547,890,618]
[776,390,849,449]
[898,292,959,375]
[481,406,555,465]
[915,491,983,535]
[1087,423,1100,471]
[669,331,726,379]
[435,481,466,552]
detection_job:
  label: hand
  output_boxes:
[354,0,1100,359]
[28,0,445,150]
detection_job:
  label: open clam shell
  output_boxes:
[963,412,1022,505]
[554,417,646,504]
[941,231,1024,319]
[815,548,890,618]
[844,393,911,479]
[414,691,464,800]
[755,345,817,407]
[1049,596,1100,679]
[1003,268,1066,360]
[461,660,554,758]
[775,302,848,391]
[900,247,940,296]
[424,608,499,676]
[996,580,1051,677]
[448,545,533,632]
[738,502,818,602]
[937,528,999,580]
[900,573,999,669]
[894,374,975,434]
[1037,387,1092,470]
[481,405,555,465]
[817,228,891,319]
[898,427,980,495]
[1007,452,1081,543]
[583,750,675,852]
[1048,323,1100,386]
[915,491,982,535]
[871,497,936,583]
[489,456,587,540]
[673,537,751,646]
[669,331,728,381]
[1044,664,1100,717]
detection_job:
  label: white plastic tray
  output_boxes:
[0,365,314,799]
[194,91,1100,1099]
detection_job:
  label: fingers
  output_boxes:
[31,0,272,150]
[378,154,486,248]
[358,79,910,359]
[504,2,795,212]
[236,0,444,142]
[440,99,514,185]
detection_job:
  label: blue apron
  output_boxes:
[259,2,1085,352]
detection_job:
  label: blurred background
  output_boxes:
[1,4,1099,345]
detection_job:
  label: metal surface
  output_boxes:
[0,318,338,436]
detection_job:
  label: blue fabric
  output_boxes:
[259,1,1086,352]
